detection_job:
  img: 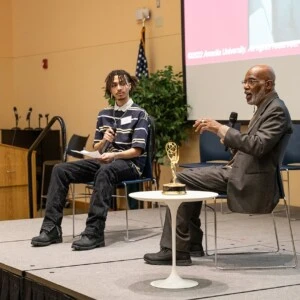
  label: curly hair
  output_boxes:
[104,70,138,98]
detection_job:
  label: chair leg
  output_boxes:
[220,198,224,214]
[84,184,93,213]
[219,198,231,214]
[213,199,218,268]
[283,197,298,267]
[204,199,218,266]
[204,197,297,270]
[72,184,76,238]
[281,170,298,220]
[204,201,208,255]
[124,183,131,242]
[158,203,164,228]
[271,212,280,252]
[152,179,164,228]
[122,179,163,242]
[40,164,46,217]
[285,170,291,217]
[40,197,44,218]
[284,170,300,221]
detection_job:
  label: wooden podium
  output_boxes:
[1,129,61,214]
[0,144,36,220]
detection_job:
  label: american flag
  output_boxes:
[135,26,149,79]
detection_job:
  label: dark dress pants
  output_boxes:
[41,159,139,237]
[160,166,230,252]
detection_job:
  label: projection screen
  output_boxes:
[181,0,300,121]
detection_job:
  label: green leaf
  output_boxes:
[132,65,191,164]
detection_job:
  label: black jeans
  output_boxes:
[41,159,140,237]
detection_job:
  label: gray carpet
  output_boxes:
[1,205,300,299]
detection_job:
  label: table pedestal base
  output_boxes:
[150,271,198,289]
[128,191,218,290]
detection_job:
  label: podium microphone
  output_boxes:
[100,127,117,154]
[12,106,20,130]
[25,107,33,130]
[225,111,238,151]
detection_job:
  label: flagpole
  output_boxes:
[135,18,149,79]
[142,21,146,49]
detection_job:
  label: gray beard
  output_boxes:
[248,88,265,106]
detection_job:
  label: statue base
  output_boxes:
[162,183,186,195]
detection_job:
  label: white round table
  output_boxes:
[129,190,218,289]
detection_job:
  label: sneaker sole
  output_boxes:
[72,241,105,251]
[144,258,192,266]
[31,237,62,247]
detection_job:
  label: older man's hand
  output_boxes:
[193,118,222,134]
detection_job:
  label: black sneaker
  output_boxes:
[144,247,192,266]
[190,244,205,257]
[71,234,105,251]
[31,227,62,247]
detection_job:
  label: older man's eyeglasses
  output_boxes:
[241,79,263,87]
[241,79,266,87]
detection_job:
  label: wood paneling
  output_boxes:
[0,144,36,220]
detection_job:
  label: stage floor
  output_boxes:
[1,204,300,299]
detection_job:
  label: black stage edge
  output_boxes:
[0,264,84,300]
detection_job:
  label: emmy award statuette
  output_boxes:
[162,142,186,195]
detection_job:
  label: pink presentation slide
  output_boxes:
[184,0,300,66]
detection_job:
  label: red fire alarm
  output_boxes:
[42,58,48,69]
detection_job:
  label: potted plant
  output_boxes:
[133,65,190,187]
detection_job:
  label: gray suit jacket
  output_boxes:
[224,92,292,214]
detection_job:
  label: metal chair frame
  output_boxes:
[112,177,162,242]
[71,117,163,240]
[80,178,162,241]
[280,123,300,217]
[40,133,89,217]
[204,195,298,270]
[203,132,297,270]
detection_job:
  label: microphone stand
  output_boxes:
[24,119,33,130]
[25,108,33,130]
[12,107,21,130]
[45,114,49,127]
[35,114,43,130]
[12,117,21,130]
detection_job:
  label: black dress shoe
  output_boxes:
[71,234,105,251]
[144,247,192,266]
[190,244,205,257]
[31,227,62,247]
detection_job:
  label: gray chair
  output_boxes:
[40,134,89,216]
[280,123,300,216]
[204,133,298,270]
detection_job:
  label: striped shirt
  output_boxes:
[94,100,149,174]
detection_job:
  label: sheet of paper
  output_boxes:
[71,149,101,158]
